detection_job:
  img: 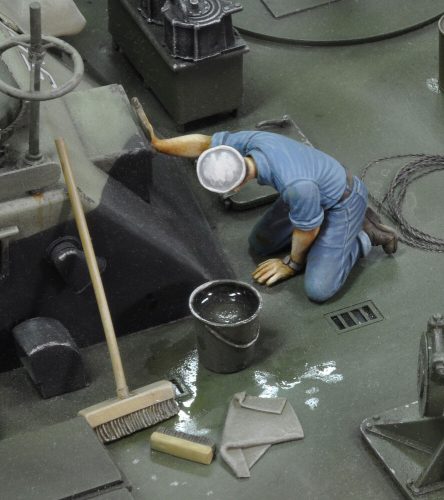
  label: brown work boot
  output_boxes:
[362,207,398,254]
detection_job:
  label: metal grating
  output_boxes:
[170,377,192,401]
[325,300,383,333]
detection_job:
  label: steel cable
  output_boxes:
[360,154,444,252]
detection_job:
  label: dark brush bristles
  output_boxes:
[95,399,179,443]
[155,427,216,450]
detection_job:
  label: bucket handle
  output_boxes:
[207,325,259,349]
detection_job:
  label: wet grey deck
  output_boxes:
[1,1,444,499]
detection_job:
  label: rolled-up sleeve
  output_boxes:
[211,131,259,156]
[283,180,324,230]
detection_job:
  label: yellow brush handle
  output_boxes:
[150,432,214,465]
[55,138,130,400]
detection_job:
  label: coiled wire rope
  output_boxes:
[360,154,444,252]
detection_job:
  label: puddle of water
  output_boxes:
[254,361,343,397]
[426,77,440,94]
[176,349,199,408]
[254,371,280,397]
[300,361,344,384]
[305,386,319,395]
[257,361,342,390]
[168,348,211,436]
[305,397,319,410]
[175,408,212,436]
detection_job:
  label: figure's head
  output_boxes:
[196,146,247,194]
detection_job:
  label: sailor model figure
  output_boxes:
[140,111,398,303]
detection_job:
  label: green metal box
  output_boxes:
[108,0,249,125]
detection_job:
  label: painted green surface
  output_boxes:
[1,1,444,499]
[63,84,145,162]
[96,487,134,499]
[0,417,124,499]
[236,0,444,43]
[262,0,341,19]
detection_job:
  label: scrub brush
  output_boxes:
[150,428,216,465]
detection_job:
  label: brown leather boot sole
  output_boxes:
[363,208,398,254]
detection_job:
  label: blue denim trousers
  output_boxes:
[248,177,371,302]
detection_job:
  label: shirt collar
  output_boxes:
[248,149,272,186]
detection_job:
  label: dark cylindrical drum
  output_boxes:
[439,16,444,92]
[189,280,262,373]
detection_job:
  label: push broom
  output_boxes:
[55,138,179,443]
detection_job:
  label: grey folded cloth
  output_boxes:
[220,392,304,478]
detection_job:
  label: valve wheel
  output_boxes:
[0,34,84,101]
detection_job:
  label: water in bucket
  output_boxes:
[189,280,262,373]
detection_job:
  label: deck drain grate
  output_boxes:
[170,377,192,401]
[325,300,383,332]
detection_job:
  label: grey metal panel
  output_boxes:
[0,417,125,500]
[63,84,147,163]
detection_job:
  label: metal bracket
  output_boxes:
[409,437,444,495]
[362,407,444,498]
[0,225,19,282]
[367,416,444,495]
[362,314,444,498]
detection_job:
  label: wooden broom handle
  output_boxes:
[55,138,130,400]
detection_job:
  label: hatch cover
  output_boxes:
[325,300,383,333]
[262,0,341,19]
[236,1,444,46]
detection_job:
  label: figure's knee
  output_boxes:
[304,272,339,303]
[304,281,334,303]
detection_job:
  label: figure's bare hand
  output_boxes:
[131,97,157,143]
[131,97,211,157]
[252,258,296,286]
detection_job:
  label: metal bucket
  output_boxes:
[189,280,262,373]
